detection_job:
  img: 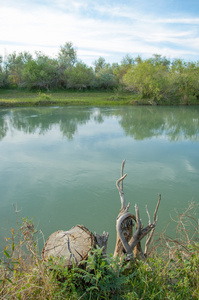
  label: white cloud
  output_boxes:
[156,18,199,25]
[184,160,197,173]
[1,0,199,64]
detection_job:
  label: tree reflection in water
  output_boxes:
[0,106,198,142]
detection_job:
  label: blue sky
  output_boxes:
[0,0,199,65]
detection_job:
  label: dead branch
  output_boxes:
[114,161,161,260]
[94,231,109,255]
[144,194,161,256]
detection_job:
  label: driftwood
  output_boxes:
[42,161,160,266]
[114,160,161,260]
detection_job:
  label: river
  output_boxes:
[0,105,198,253]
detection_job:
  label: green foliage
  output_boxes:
[47,247,133,299]
[93,57,107,73]
[37,92,52,101]
[123,58,170,102]
[82,248,132,299]
[96,69,118,89]
[21,53,59,90]
[0,203,198,299]
[170,59,199,103]
[0,55,9,88]
[58,41,77,68]
[63,62,95,89]
[1,43,199,103]
[7,51,32,88]
[123,55,199,104]
[93,57,118,89]
[0,90,135,107]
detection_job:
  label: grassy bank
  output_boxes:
[1,89,197,107]
[0,203,198,299]
[0,90,142,107]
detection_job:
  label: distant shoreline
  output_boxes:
[0,90,198,107]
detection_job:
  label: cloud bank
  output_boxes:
[0,0,198,65]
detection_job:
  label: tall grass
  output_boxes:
[0,202,198,299]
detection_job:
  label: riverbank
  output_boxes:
[1,203,198,299]
[0,90,139,107]
[0,89,198,107]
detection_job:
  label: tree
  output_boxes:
[121,54,134,66]
[148,54,170,68]
[7,51,32,87]
[113,54,134,85]
[123,57,170,101]
[63,62,95,89]
[96,69,118,89]
[93,57,107,73]
[57,42,77,88]
[22,52,59,90]
[170,59,199,103]
[0,56,4,87]
[93,57,118,89]
[0,55,9,88]
[58,42,77,68]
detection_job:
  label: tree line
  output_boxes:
[1,42,199,104]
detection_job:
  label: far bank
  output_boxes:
[0,89,199,107]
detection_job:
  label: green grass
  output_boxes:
[0,203,198,299]
[1,89,198,107]
[0,89,141,107]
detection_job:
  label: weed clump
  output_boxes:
[37,92,52,101]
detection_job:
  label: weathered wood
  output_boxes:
[114,160,135,257]
[42,160,160,266]
[42,225,95,266]
[114,160,161,260]
[94,231,109,255]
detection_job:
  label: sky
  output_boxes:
[0,0,199,65]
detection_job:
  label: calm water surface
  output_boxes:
[0,106,199,253]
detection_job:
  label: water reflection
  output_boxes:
[0,105,199,254]
[116,106,199,141]
[0,107,91,140]
[0,106,198,142]
[0,110,9,140]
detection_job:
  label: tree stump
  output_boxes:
[42,225,95,267]
[41,161,160,266]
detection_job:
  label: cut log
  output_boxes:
[42,225,95,266]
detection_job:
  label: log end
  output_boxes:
[42,225,95,267]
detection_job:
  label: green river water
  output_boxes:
[0,105,198,253]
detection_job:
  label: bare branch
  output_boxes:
[124,202,131,214]
[129,204,142,251]
[144,228,155,257]
[116,212,136,253]
[146,205,151,225]
[134,204,142,237]
[140,223,157,240]
[144,194,161,256]
[153,194,161,222]
[120,159,126,191]
[116,174,127,211]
